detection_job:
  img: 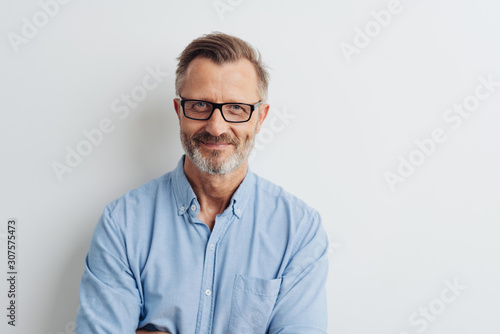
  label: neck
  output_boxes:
[183,156,247,216]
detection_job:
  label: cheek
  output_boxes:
[232,126,257,142]
[180,120,203,136]
[244,120,260,137]
[253,119,260,133]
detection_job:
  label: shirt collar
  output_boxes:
[171,155,255,219]
[172,156,198,216]
[228,164,255,219]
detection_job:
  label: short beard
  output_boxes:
[181,130,256,175]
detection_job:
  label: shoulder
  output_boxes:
[252,172,321,226]
[253,173,317,210]
[105,172,173,223]
[250,172,327,261]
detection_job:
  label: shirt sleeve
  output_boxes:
[75,206,142,333]
[267,210,329,334]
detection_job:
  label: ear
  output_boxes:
[173,98,181,123]
[255,104,270,134]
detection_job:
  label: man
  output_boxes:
[75,32,329,334]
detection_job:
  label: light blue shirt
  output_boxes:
[76,156,329,333]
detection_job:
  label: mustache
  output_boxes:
[192,132,239,146]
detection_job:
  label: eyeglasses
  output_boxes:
[179,97,262,123]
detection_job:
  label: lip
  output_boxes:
[200,141,231,150]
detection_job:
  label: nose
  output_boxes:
[205,108,229,137]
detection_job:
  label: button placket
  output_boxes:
[197,228,217,333]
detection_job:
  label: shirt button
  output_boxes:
[180,206,185,212]
[209,244,215,251]
[205,289,211,296]
[236,208,241,215]
[191,205,197,211]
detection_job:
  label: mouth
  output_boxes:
[199,140,232,150]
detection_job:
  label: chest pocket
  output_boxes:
[228,274,282,334]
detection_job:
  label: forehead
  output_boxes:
[182,56,259,101]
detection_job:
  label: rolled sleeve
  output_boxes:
[268,211,329,334]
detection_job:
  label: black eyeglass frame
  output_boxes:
[179,97,263,123]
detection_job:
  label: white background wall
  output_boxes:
[1,0,499,333]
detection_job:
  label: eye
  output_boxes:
[195,101,207,108]
[226,104,248,112]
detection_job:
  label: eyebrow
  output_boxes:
[181,97,254,104]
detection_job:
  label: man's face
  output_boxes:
[174,57,269,175]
